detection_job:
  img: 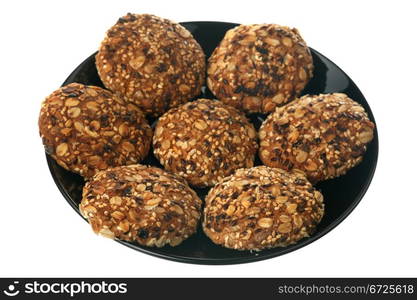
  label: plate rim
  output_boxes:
[45,21,379,265]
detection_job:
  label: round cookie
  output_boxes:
[259,93,375,183]
[153,99,258,187]
[39,83,152,178]
[207,24,313,114]
[80,164,202,247]
[96,13,206,117]
[203,166,324,251]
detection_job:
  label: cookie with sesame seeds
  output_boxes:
[203,166,324,251]
[96,13,206,117]
[39,83,152,178]
[80,164,202,247]
[153,99,258,187]
[207,24,313,114]
[259,93,375,183]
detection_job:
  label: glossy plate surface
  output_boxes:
[46,21,378,265]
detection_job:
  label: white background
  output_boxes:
[0,0,416,277]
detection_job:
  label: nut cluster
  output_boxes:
[39,14,377,252]
[259,93,375,183]
[203,166,324,251]
[39,83,152,178]
[153,99,258,187]
[96,13,206,116]
[207,24,313,114]
[80,164,202,247]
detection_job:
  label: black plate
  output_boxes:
[46,21,378,265]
